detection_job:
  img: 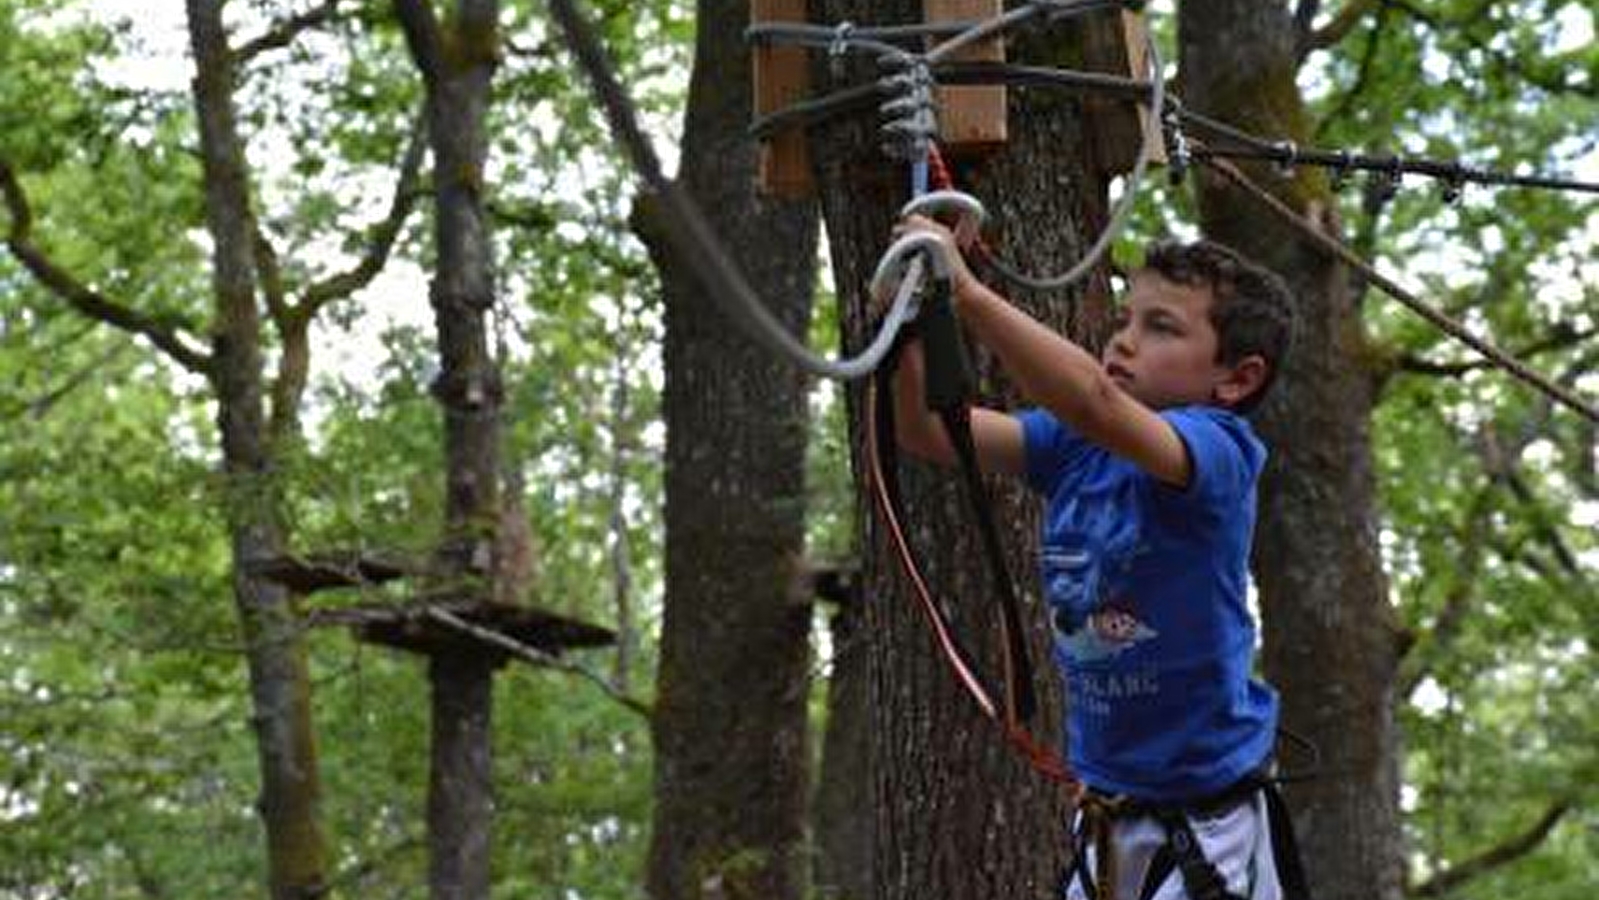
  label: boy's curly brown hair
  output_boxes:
[1143,240,1297,414]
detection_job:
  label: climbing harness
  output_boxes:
[1062,770,1314,900]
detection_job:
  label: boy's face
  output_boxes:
[1103,272,1263,411]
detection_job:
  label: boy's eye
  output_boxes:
[1147,315,1182,335]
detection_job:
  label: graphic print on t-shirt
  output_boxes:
[1060,605,1158,663]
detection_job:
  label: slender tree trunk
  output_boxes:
[394,2,504,898]
[812,3,1113,896]
[184,3,328,897]
[639,0,820,897]
[1178,4,1405,899]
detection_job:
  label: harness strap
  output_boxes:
[1262,781,1313,900]
[1135,845,1175,900]
[866,319,1076,789]
[871,355,1000,717]
[1154,810,1245,900]
[919,246,1038,725]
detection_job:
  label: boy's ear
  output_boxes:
[1213,355,1268,409]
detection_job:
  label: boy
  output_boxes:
[886,216,1299,900]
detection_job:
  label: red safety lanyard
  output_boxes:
[865,300,1080,793]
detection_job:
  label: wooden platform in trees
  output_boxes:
[245,552,418,593]
[311,600,615,661]
[251,551,615,661]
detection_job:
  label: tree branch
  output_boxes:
[392,0,445,86]
[1397,324,1599,378]
[296,112,428,317]
[254,225,291,325]
[1384,0,1597,98]
[1408,800,1574,897]
[1300,0,1383,58]
[233,0,341,65]
[0,159,214,376]
[1397,487,1493,700]
[1293,0,1323,45]
[1314,3,1392,143]
[3,343,133,422]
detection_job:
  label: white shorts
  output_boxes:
[1065,793,1281,900]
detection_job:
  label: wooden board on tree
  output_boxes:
[927,0,1008,151]
[1079,8,1165,176]
[752,0,814,197]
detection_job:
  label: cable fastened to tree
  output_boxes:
[543,0,936,381]
[974,26,1164,293]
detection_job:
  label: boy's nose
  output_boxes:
[1108,328,1135,357]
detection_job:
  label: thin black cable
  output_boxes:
[746,1,1133,51]
[747,54,1599,197]
[1178,105,1599,195]
[1200,151,1599,424]
[747,63,1152,142]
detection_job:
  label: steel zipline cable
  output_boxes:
[543,0,912,380]
[1174,105,1599,196]
[977,35,1162,293]
[542,0,1145,379]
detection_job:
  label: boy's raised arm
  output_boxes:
[952,277,1192,488]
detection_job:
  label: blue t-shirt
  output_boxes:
[1019,405,1278,802]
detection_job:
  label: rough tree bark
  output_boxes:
[1178,4,1406,899]
[185,3,329,896]
[637,0,820,898]
[810,2,1117,897]
[394,2,504,899]
[814,593,870,900]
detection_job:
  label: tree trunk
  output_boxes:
[184,3,328,896]
[812,3,1113,896]
[1178,4,1405,899]
[394,2,504,898]
[639,0,820,897]
[814,598,870,900]
[427,652,496,900]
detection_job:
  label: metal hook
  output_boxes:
[1273,140,1298,178]
[1163,108,1191,187]
[900,189,988,247]
[1329,149,1352,192]
[829,21,855,79]
[1440,173,1464,205]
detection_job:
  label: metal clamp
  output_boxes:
[1273,140,1299,178]
[828,21,855,78]
[878,54,938,163]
